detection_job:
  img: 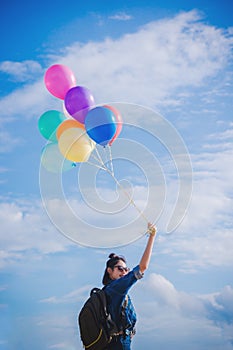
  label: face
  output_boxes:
[107,260,130,280]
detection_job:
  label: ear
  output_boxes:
[107,267,112,274]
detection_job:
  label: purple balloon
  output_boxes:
[64,86,95,124]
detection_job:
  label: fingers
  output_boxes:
[147,222,157,236]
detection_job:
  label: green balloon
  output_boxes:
[38,110,66,142]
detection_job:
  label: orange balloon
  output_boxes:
[56,119,85,139]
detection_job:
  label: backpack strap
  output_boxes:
[122,294,128,309]
[119,294,129,334]
[90,288,108,318]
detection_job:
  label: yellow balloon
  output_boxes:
[58,127,95,162]
[56,119,85,140]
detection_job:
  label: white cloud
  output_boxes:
[61,10,232,108]
[144,273,205,314]
[39,285,92,304]
[132,273,233,349]
[0,199,73,268]
[0,129,22,153]
[109,12,133,21]
[16,313,79,350]
[0,80,57,122]
[0,10,232,121]
[210,128,233,141]
[214,285,233,315]
[0,60,43,82]
[154,124,233,271]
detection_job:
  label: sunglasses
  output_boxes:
[114,265,130,273]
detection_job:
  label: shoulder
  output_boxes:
[105,265,144,297]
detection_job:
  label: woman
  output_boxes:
[102,222,157,350]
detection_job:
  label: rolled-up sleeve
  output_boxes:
[133,265,144,280]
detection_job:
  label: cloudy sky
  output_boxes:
[1,1,233,349]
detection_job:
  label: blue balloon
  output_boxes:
[85,106,117,146]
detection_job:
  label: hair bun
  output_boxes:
[109,253,117,259]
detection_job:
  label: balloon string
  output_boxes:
[93,147,107,169]
[86,161,107,171]
[89,147,112,172]
[107,145,115,177]
[106,168,149,223]
[90,153,105,166]
[92,146,114,176]
[100,164,149,223]
[103,146,114,175]
[103,146,110,171]
[89,146,149,223]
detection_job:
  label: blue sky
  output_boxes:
[1,1,233,349]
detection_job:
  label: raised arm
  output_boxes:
[139,223,157,273]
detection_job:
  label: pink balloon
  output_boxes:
[104,105,123,145]
[44,64,76,100]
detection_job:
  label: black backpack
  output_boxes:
[78,287,119,350]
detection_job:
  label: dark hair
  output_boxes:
[102,253,127,285]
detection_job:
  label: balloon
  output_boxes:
[44,64,76,99]
[56,119,85,140]
[41,142,75,173]
[85,106,117,146]
[58,127,95,162]
[63,102,73,119]
[38,110,66,142]
[104,105,123,145]
[64,86,95,124]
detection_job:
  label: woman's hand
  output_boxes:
[147,222,157,236]
[139,222,157,273]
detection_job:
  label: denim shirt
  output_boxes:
[104,265,143,332]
